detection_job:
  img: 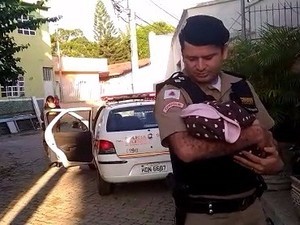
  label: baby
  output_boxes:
[181,100,264,157]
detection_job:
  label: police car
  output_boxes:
[44,92,172,195]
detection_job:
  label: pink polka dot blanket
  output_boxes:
[180,100,256,143]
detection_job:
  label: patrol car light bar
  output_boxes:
[101,92,155,102]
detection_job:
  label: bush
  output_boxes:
[224,25,300,142]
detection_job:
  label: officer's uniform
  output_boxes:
[156,72,274,144]
[155,71,274,225]
[155,15,276,225]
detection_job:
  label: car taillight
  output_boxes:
[96,140,116,154]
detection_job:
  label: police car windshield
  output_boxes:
[107,105,158,132]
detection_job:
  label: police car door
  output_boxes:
[44,107,93,168]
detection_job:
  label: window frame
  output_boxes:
[43,67,53,81]
[17,14,36,36]
[1,75,25,98]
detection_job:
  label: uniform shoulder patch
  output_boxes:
[164,89,180,100]
[163,101,184,113]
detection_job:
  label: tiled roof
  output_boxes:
[99,58,150,79]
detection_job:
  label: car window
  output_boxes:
[50,112,89,132]
[106,105,158,132]
[93,106,105,132]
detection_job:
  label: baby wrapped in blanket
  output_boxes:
[181,100,263,157]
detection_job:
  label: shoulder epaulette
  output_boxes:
[156,71,214,103]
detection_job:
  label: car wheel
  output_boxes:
[96,170,113,196]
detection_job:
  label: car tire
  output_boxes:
[96,170,113,196]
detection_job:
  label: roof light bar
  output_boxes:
[101,92,156,102]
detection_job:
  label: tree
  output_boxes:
[0,0,58,86]
[93,0,119,41]
[51,28,89,56]
[136,21,175,59]
[60,37,100,58]
[55,28,84,43]
[98,34,130,64]
[93,0,130,64]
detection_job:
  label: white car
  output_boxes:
[44,92,172,195]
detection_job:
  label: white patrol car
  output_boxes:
[44,92,172,195]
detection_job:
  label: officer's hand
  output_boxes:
[233,145,284,175]
[253,124,277,149]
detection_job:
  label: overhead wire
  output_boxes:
[135,14,171,34]
[111,0,173,33]
[146,0,179,21]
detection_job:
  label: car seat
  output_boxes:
[107,113,123,132]
[145,112,157,124]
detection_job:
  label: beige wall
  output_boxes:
[0,5,53,99]
[59,73,100,102]
[13,22,53,98]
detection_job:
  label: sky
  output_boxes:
[46,0,205,41]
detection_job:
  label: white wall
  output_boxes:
[166,0,300,77]
[54,56,108,72]
[54,56,108,102]
[101,32,173,96]
[101,66,154,96]
[61,74,100,102]
[149,32,173,84]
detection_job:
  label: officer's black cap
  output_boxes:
[179,15,229,47]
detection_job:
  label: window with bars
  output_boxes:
[17,15,36,36]
[43,67,53,81]
[1,76,25,97]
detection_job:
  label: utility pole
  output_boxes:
[241,0,246,39]
[55,25,63,101]
[127,0,139,93]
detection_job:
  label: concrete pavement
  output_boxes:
[0,131,174,225]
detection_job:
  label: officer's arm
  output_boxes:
[168,126,267,163]
[155,86,269,163]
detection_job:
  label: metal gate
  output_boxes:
[246,1,300,39]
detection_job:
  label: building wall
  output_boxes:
[101,66,154,96]
[101,33,173,96]
[0,3,53,100]
[167,0,300,76]
[54,56,108,102]
[149,32,173,83]
[12,21,53,98]
[60,73,101,102]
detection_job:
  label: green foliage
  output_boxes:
[0,0,58,86]
[51,28,97,57]
[224,25,300,142]
[93,0,119,41]
[98,34,130,64]
[136,21,174,59]
[50,6,175,65]
[93,0,130,64]
[60,37,100,58]
[55,28,84,42]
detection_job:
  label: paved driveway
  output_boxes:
[0,132,174,225]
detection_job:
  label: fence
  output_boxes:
[246,1,300,39]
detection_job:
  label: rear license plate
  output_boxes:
[141,163,167,174]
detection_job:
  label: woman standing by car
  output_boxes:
[41,95,61,131]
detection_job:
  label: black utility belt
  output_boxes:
[176,192,258,215]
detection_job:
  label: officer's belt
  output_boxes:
[176,191,259,214]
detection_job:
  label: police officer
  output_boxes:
[154,15,284,225]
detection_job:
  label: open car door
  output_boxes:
[44,107,93,168]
